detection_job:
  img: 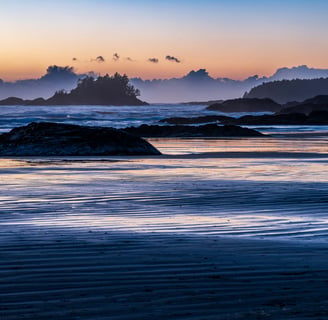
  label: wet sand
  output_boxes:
[1,137,328,319]
[2,231,328,320]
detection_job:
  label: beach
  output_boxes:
[2,231,328,319]
[1,137,328,319]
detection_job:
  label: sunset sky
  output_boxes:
[1,0,327,81]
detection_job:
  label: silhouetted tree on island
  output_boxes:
[46,73,145,105]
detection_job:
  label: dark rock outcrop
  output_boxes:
[230,113,308,125]
[0,122,161,156]
[124,124,264,138]
[207,98,281,113]
[306,110,328,124]
[277,95,328,115]
[159,110,328,126]
[159,115,234,125]
[278,104,328,115]
[237,111,328,125]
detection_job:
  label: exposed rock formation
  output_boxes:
[229,113,309,125]
[207,98,281,113]
[0,122,160,156]
[124,124,264,138]
[278,95,328,115]
[160,111,328,126]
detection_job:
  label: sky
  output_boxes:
[0,0,328,81]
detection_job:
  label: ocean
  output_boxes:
[1,104,328,135]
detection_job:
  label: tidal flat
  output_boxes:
[1,137,328,319]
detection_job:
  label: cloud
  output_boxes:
[113,53,120,61]
[46,65,75,76]
[90,56,105,63]
[165,55,181,63]
[72,57,78,61]
[148,58,159,64]
[96,56,105,63]
[126,57,135,62]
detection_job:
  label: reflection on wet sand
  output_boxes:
[148,137,328,155]
[1,137,328,242]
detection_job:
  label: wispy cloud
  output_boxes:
[165,55,181,63]
[148,58,159,64]
[113,53,120,61]
[126,57,135,62]
[96,56,105,63]
[91,56,105,63]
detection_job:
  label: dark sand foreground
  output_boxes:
[2,230,328,320]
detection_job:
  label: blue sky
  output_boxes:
[0,0,327,80]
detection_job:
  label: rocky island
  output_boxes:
[0,73,147,106]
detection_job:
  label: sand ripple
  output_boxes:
[1,233,328,319]
[1,156,328,242]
